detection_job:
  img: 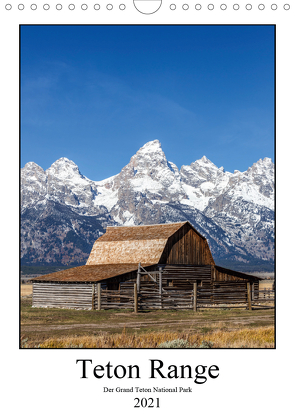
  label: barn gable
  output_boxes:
[159,222,215,266]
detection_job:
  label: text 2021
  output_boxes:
[134,398,160,408]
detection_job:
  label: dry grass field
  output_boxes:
[21,284,32,297]
[20,294,275,348]
[259,280,274,290]
[33,326,274,348]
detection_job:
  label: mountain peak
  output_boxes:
[247,157,274,176]
[190,155,218,171]
[50,157,75,166]
[130,139,167,167]
[22,161,44,172]
[261,157,273,166]
[115,139,182,194]
[46,157,83,180]
[137,139,162,153]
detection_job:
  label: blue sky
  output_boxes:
[21,25,274,180]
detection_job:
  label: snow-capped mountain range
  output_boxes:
[21,140,274,270]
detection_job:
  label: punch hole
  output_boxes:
[245,4,252,10]
[119,4,126,9]
[43,3,50,10]
[208,3,214,10]
[271,4,277,9]
[182,3,189,9]
[5,3,12,9]
[69,3,75,10]
[233,4,239,10]
[18,3,25,9]
[94,4,100,10]
[220,4,227,10]
[258,4,265,10]
[195,4,202,10]
[106,3,113,9]
[30,3,37,9]
[56,3,62,9]
[81,3,88,10]
[284,4,290,9]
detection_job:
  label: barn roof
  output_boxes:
[86,221,201,265]
[214,265,263,281]
[97,222,189,241]
[31,263,154,283]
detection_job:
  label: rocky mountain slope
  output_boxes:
[21,140,274,270]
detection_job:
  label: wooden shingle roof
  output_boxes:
[86,222,190,265]
[31,263,154,283]
[97,222,188,241]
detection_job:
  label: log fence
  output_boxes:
[98,283,274,311]
[258,288,275,300]
[32,281,274,311]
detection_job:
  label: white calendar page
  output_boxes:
[1,2,293,416]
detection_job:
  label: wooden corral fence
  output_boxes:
[251,288,275,309]
[257,288,275,300]
[32,281,274,311]
[100,287,193,310]
[99,282,274,312]
[100,284,193,310]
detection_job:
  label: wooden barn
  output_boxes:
[31,221,261,310]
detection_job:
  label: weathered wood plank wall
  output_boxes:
[159,224,215,265]
[32,282,96,310]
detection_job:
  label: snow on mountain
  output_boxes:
[46,157,84,181]
[93,175,119,212]
[45,158,93,209]
[21,140,274,268]
[21,162,48,209]
[113,140,183,197]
